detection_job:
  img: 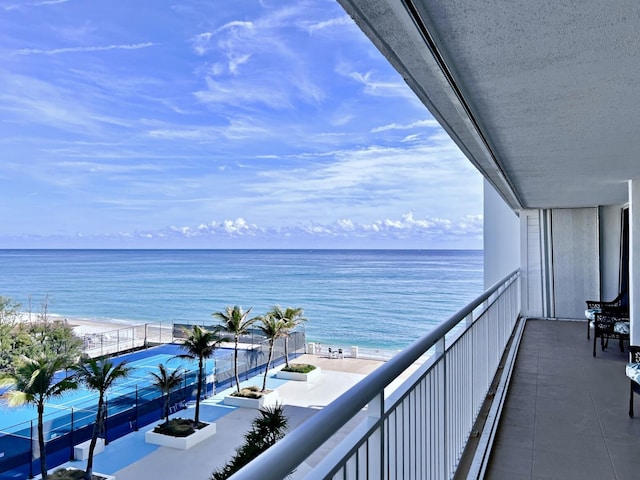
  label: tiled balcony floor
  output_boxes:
[486,318,640,480]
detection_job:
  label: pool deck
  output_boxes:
[53,354,386,480]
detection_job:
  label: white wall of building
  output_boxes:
[483,180,520,289]
[629,180,640,345]
[599,205,624,300]
[550,208,599,319]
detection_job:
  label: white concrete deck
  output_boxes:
[60,354,386,480]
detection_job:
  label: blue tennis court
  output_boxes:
[0,343,232,435]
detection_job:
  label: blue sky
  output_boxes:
[0,0,483,249]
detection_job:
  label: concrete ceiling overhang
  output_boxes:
[338,0,640,211]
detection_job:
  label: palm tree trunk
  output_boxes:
[164,392,170,426]
[284,335,290,368]
[234,336,240,392]
[195,357,203,424]
[38,403,47,480]
[262,341,274,391]
[85,398,104,480]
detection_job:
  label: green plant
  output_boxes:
[49,469,84,479]
[266,306,307,368]
[0,354,78,480]
[281,363,316,374]
[152,417,206,437]
[256,314,286,391]
[149,363,184,426]
[49,468,109,480]
[213,306,258,393]
[211,404,289,480]
[231,386,268,399]
[73,358,132,480]
[176,325,225,424]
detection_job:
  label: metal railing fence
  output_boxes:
[229,270,521,480]
[1,329,306,479]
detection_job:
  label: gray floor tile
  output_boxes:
[485,319,639,480]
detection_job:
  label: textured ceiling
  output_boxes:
[339,0,640,210]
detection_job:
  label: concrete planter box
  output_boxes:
[74,437,105,460]
[224,389,279,408]
[145,422,217,450]
[276,367,321,381]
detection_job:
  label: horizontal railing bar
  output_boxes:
[229,269,519,480]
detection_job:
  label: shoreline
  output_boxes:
[15,311,405,360]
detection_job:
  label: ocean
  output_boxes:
[0,249,483,352]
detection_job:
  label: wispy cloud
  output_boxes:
[15,42,157,56]
[0,0,483,249]
[372,119,441,133]
[306,15,353,33]
[4,0,70,11]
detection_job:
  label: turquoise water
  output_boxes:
[0,249,483,351]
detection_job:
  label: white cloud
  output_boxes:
[372,119,441,133]
[191,33,213,56]
[0,211,484,249]
[15,42,157,56]
[215,21,254,34]
[4,0,69,11]
[306,15,353,33]
[333,64,411,99]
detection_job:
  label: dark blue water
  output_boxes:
[0,249,483,351]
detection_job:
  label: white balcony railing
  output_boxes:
[230,270,521,480]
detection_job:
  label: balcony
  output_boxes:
[487,319,640,479]
[227,273,640,479]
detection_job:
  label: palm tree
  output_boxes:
[0,354,77,480]
[213,306,258,393]
[210,404,289,480]
[177,325,225,424]
[150,364,184,427]
[268,306,307,368]
[73,357,132,480]
[257,315,287,391]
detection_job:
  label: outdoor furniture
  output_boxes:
[585,291,628,339]
[626,346,640,417]
[593,312,630,357]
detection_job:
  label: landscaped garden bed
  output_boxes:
[276,363,320,381]
[224,386,279,408]
[144,418,216,449]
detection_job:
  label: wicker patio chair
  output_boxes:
[626,346,640,417]
[585,290,628,339]
[592,311,630,357]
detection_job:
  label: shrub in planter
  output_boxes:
[153,417,207,437]
[48,468,112,480]
[231,386,271,399]
[211,404,288,480]
[281,363,316,374]
[49,469,86,480]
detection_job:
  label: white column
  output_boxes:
[629,180,640,345]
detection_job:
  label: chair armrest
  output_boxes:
[586,291,627,309]
[630,346,640,364]
[586,300,605,309]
